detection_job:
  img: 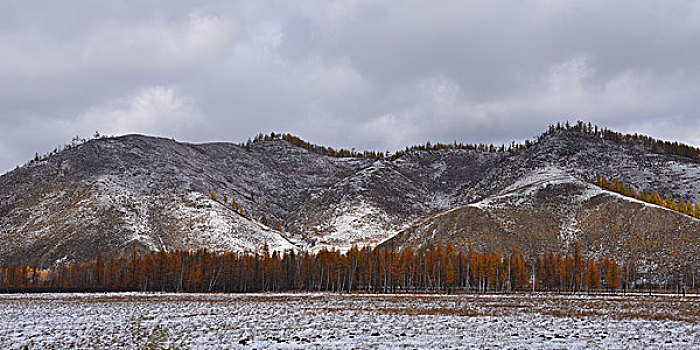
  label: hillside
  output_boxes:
[460,130,700,204]
[2,125,700,274]
[384,171,700,277]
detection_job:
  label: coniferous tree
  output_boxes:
[586,259,600,292]
[94,251,104,288]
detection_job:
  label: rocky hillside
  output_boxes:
[459,130,700,205]
[384,171,700,276]
[2,126,700,270]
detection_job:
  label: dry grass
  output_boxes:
[5,292,699,322]
[3,292,699,349]
[315,293,700,322]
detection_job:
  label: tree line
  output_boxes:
[594,176,700,219]
[25,122,700,173]
[241,122,700,164]
[560,120,700,161]
[244,132,540,162]
[3,242,679,294]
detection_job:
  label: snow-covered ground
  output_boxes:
[309,202,401,253]
[1,293,698,349]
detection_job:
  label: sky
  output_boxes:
[2,1,700,173]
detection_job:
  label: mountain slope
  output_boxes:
[0,135,369,265]
[287,148,501,252]
[460,130,700,204]
[2,126,700,269]
[384,170,700,276]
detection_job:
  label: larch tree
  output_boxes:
[586,259,601,292]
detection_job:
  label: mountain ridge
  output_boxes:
[2,124,700,278]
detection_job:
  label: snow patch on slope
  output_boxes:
[172,192,298,253]
[309,202,402,253]
[465,168,700,246]
[501,166,569,193]
[91,175,298,253]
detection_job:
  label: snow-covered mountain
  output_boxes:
[384,172,700,274]
[1,127,700,268]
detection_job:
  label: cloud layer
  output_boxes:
[2,0,700,172]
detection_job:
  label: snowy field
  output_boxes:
[1,293,699,349]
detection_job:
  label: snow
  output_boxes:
[602,189,700,221]
[465,167,592,210]
[560,214,580,245]
[6,130,700,265]
[453,167,700,249]
[469,165,695,218]
[430,161,447,180]
[176,192,298,253]
[501,166,570,194]
[94,174,298,253]
[309,202,401,253]
[1,293,698,349]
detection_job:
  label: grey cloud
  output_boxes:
[2,0,700,173]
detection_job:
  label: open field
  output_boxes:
[1,293,699,349]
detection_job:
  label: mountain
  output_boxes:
[458,129,700,204]
[286,149,500,252]
[2,125,700,275]
[384,172,700,276]
[0,135,372,266]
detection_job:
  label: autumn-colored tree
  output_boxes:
[105,256,119,290]
[444,244,458,291]
[571,243,584,292]
[586,259,600,292]
[509,251,527,290]
[607,259,620,291]
[94,252,104,288]
[0,240,646,294]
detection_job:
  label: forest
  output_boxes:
[2,242,692,294]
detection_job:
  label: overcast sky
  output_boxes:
[2,1,700,173]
